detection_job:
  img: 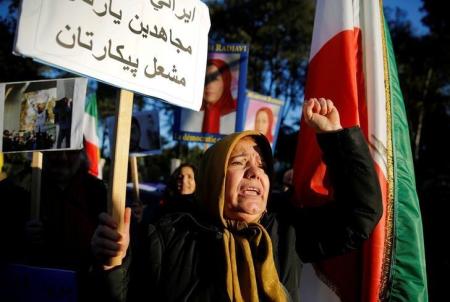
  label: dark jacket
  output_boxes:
[97,127,382,301]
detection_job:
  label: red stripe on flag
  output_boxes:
[294,27,384,301]
[294,28,367,206]
[312,163,387,302]
[84,139,99,177]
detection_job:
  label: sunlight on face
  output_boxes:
[224,137,270,223]
[203,65,224,105]
[177,166,196,195]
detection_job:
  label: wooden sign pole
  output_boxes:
[107,89,134,266]
[129,155,140,202]
[30,151,43,220]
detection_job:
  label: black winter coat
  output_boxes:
[96,127,382,302]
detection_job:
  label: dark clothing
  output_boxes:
[38,170,107,301]
[39,170,107,270]
[1,169,107,301]
[54,100,72,130]
[0,178,30,264]
[57,127,71,148]
[135,192,197,228]
[54,99,72,148]
[158,193,197,217]
[96,127,382,301]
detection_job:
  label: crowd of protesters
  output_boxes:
[2,129,55,152]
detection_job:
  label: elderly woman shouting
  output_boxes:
[91,98,382,302]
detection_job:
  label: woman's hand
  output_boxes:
[303,98,343,133]
[91,208,131,270]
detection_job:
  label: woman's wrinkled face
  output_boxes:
[177,166,196,195]
[255,110,270,135]
[203,65,224,105]
[224,137,270,223]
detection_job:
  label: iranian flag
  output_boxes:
[83,93,101,178]
[293,0,428,301]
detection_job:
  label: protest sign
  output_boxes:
[174,42,249,143]
[107,110,161,156]
[241,91,284,150]
[0,78,87,152]
[14,0,210,111]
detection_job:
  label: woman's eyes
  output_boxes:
[231,160,244,166]
[230,160,265,168]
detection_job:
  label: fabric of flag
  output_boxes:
[83,93,101,178]
[293,1,428,301]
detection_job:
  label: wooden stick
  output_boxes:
[107,89,134,266]
[30,151,43,220]
[129,155,140,202]
[0,153,6,181]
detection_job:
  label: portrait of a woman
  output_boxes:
[254,107,274,142]
[201,58,237,134]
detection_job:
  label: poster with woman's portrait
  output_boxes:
[242,91,284,150]
[106,110,161,157]
[174,42,249,143]
[0,78,87,152]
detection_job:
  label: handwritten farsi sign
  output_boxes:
[14,0,211,111]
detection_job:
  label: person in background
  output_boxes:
[159,163,198,215]
[91,98,382,301]
[0,155,31,264]
[130,163,198,228]
[24,149,107,300]
[33,102,48,134]
[129,117,143,153]
[54,97,73,148]
[282,168,293,192]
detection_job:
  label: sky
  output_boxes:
[0,1,428,35]
[0,1,8,18]
[384,0,428,35]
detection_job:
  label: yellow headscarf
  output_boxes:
[198,131,288,302]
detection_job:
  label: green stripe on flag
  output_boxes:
[85,93,98,118]
[384,18,428,302]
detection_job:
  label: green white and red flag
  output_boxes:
[293,0,428,301]
[83,93,101,178]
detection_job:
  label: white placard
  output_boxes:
[14,0,210,111]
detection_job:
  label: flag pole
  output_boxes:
[107,89,133,266]
[30,151,43,220]
[129,155,140,202]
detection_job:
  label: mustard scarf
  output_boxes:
[223,220,288,302]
